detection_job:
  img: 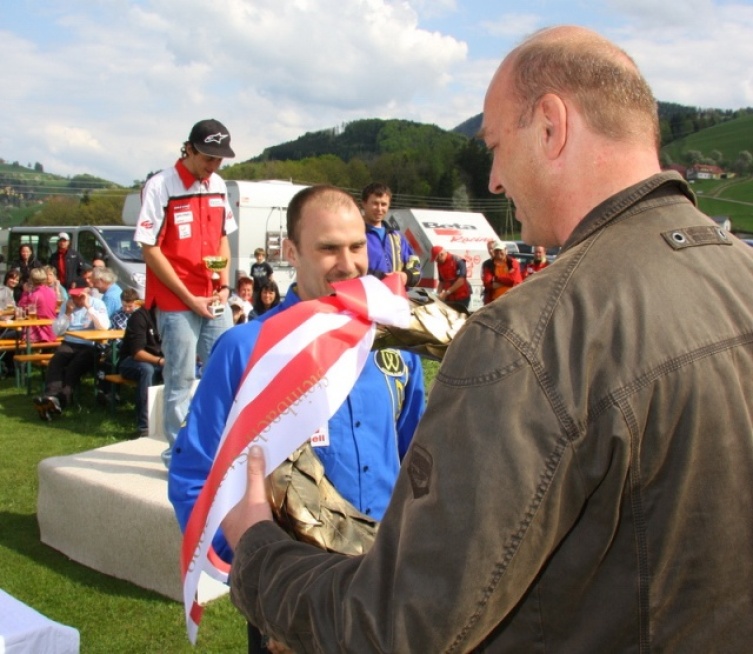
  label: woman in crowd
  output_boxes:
[18,267,58,342]
[1,269,19,311]
[0,270,21,342]
[43,265,68,305]
[249,279,281,320]
[11,244,44,301]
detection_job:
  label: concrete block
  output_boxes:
[37,438,227,604]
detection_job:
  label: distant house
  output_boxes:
[664,163,687,177]
[686,163,724,180]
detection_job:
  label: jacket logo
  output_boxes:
[374,348,407,377]
[204,132,229,144]
[408,445,432,498]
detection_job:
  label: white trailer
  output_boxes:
[387,208,511,312]
[122,179,310,296]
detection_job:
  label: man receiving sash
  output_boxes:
[168,185,425,651]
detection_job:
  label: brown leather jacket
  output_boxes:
[230,173,753,652]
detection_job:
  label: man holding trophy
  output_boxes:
[135,118,237,467]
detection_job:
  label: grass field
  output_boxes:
[0,372,253,653]
[0,359,440,652]
[661,112,753,168]
[690,176,753,233]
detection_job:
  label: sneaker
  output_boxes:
[33,396,56,421]
[47,396,62,415]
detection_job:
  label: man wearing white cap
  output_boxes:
[481,240,522,304]
[48,232,84,290]
[134,118,238,467]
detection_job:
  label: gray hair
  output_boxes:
[92,266,118,285]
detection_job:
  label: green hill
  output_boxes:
[250,118,466,164]
[0,161,120,203]
[661,112,753,169]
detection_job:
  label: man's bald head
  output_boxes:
[503,26,659,149]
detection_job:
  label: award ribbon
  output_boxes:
[180,274,410,643]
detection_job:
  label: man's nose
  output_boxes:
[489,177,505,194]
[337,250,360,274]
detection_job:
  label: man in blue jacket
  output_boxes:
[168,184,424,651]
[362,182,420,289]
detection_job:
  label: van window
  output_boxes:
[99,229,144,263]
[8,233,57,264]
[77,231,104,263]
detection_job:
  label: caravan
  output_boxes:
[387,208,506,311]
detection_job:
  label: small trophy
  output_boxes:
[203,255,229,317]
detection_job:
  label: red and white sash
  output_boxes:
[180,275,410,643]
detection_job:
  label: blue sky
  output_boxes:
[1,0,752,186]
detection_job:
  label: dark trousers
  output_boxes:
[118,356,162,431]
[247,622,271,654]
[45,341,99,408]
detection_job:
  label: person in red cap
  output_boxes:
[33,277,110,420]
[134,118,238,467]
[430,245,472,311]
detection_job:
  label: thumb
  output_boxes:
[247,445,267,503]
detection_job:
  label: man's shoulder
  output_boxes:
[141,164,183,196]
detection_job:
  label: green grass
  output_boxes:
[661,112,753,167]
[0,360,442,652]
[690,176,753,233]
[0,373,247,653]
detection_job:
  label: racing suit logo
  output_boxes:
[374,348,407,377]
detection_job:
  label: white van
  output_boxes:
[1,225,146,297]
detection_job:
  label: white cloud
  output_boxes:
[607,2,753,109]
[0,0,750,186]
[1,0,471,184]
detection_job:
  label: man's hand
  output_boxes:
[222,446,274,550]
[186,294,219,319]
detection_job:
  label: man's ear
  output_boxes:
[537,93,567,160]
[283,238,297,267]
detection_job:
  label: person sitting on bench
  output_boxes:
[33,278,110,421]
[118,305,164,438]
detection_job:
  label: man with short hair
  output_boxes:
[229,276,254,318]
[223,26,753,652]
[481,240,522,304]
[91,266,123,317]
[361,182,420,289]
[169,185,425,652]
[430,244,472,310]
[94,286,140,404]
[134,118,237,466]
[49,232,84,290]
[522,245,549,278]
[118,303,163,438]
[33,277,110,420]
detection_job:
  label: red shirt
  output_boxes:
[134,159,237,312]
[437,255,471,302]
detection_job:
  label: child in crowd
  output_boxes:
[249,247,273,301]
